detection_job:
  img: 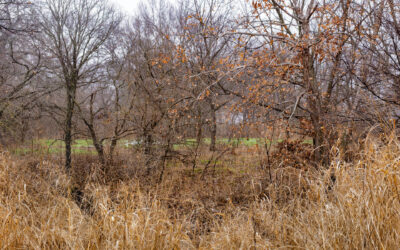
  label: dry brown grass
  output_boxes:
[1,134,400,249]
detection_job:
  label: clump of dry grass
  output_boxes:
[1,134,400,249]
[0,152,195,249]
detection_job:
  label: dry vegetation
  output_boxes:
[2,0,400,248]
[1,131,400,249]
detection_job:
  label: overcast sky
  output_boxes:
[111,0,140,15]
[110,0,179,16]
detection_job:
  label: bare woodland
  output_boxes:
[1,0,400,248]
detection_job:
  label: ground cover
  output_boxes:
[0,135,399,249]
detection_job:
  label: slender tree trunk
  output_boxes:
[144,132,153,155]
[81,94,106,166]
[192,111,203,172]
[196,121,202,145]
[307,85,327,164]
[158,141,171,184]
[144,129,154,175]
[88,126,105,165]
[0,130,4,146]
[209,103,217,152]
[94,143,105,165]
[20,120,28,143]
[196,109,202,146]
[311,115,324,163]
[108,137,118,164]
[301,19,327,165]
[65,86,75,171]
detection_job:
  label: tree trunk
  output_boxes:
[196,108,203,146]
[144,132,153,155]
[311,115,324,163]
[0,130,4,146]
[82,93,105,166]
[88,125,105,165]
[143,129,154,175]
[209,103,217,152]
[108,137,118,164]
[20,120,28,143]
[94,142,105,166]
[301,19,327,166]
[158,142,170,184]
[65,87,75,171]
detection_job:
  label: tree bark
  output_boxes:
[108,137,118,164]
[196,117,202,146]
[64,85,76,171]
[88,125,105,165]
[82,94,105,166]
[209,102,217,152]
[300,17,328,165]
[144,132,153,155]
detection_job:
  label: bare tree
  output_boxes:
[75,31,137,165]
[0,0,42,144]
[177,0,237,151]
[39,0,121,170]
[0,0,35,33]
[227,0,362,164]
[355,0,400,119]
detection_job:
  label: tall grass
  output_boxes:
[0,134,400,249]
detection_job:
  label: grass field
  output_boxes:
[11,137,314,158]
[1,135,399,248]
[172,137,312,149]
[12,139,97,155]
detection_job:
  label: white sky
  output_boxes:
[111,0,140,15]
[111,0,179,16]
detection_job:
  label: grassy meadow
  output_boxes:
[11,137,313,156]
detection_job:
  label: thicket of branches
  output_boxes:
[0,0,399,171]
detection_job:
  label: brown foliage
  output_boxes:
[271,140,314,169]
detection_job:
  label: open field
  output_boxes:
[1,134,400,249]
[11,137,314,156]
[10,139,96,155]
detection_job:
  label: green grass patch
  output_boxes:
[13,139,96,156]
[302,139,313,144]
[174,138,288,148]
[13,137,314,156]
[35,139,94,148]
